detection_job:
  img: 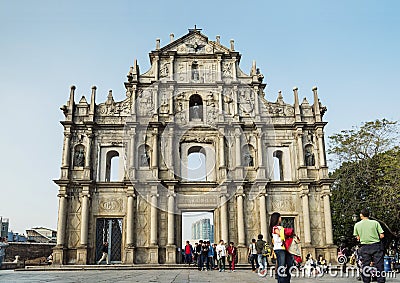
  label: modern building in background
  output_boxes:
[0,217,9,238]
[191,219,214,242]
[7,232,27,242]
[26,227,57,243]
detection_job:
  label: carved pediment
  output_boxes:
[159,31,230,55]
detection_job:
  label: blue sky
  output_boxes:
[1,0,399,233]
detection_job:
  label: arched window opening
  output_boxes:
[304,145,315,166]
[105,150,119,182]
[242,144,255,167]
[187,146,207,181]
[73,144,85,167]
[189,94,203,121]
[273,150,283,181]
[138,144,151,168]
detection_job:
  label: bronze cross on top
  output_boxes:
[189,25,202,32]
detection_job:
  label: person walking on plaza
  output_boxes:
[196,240,204,270]
[248,238,259,272]
[227,242,237,272]
[256,234,267,272]
[353,208,385,283]
[270,212,293,283]
[97,242,110,265]
[216,240,226,272]
[206,241,215,270]
[200,240,209,271]
[184,241,193,265]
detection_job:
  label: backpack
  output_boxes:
[255,240,265,254]
[262,242,271,257]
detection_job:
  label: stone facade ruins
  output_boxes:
[53,28,336,265]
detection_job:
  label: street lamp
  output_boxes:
[352,214,358,222]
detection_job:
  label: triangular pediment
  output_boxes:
[158,30,231,55]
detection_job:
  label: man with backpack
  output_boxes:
[256,234,267,272]
[248,238,259,272]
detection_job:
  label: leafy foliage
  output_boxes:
[328,119,400,245]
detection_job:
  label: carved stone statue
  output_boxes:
[244,152,254,167]
[305,147,315,166]
[192,103,200,119]
[74,147,85,167]
[140,150,150,167]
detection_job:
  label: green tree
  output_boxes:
[328,119,400,245]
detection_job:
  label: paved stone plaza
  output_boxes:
[0,269,398,283]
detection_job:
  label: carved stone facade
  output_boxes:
[53,28,336,265]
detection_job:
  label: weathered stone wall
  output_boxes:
[4,242,55,262]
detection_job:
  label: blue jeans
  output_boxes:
[258,254,266,270]
[275,249,293,283]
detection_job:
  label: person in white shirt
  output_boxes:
[216,240,226,272]
[248,238,259,272]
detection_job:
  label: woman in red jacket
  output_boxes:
[227,242,237,272]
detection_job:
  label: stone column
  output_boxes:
[301,192,312,244]
[220,194,229,243]
[317,131,327,167]
[217,56,222,81]
[297,130,304,167]
[166,190,177,263]
[237,193,245,246]
[129,128,136,179]
[253,86,260,116]
[233,86,239,117]
[56,192,68,246]
[61,131,71,167]
[259,193,268,238]
[126,194,135,246]
[54,190,68,264]
[323,193,334,245]
[256,132,266,178]
[80,193,89,245]
[169,86,174,115]
[167,193,175,245]
[150,194,158,246]
[85,134,92,168]
[77,187,90,264]
[235,129,241,167]
[219,135,225,168]
[232,57,237,80]
[169,55,174,81]
[125,188,135,264]
[151,129,158,168]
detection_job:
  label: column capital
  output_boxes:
[321,192,332,198]
[167,193,176,198]
[150,193,160,198]
[235,193,245,198]
[57,193,68,198]
[300,192,309,198]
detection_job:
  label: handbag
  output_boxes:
[288,236,302,257]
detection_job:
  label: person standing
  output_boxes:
[184,241,193,265]
[196,240,204,270]
[207,241,215,270]
[200,240,209,271]
[227,242,237,272]
[248,238,259,272]
[256,234,267,272]
[0,237,9,269]
[97,242,110,265]
[353,208,385,283]
[270,212,293,283]
[216,240,226,272]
